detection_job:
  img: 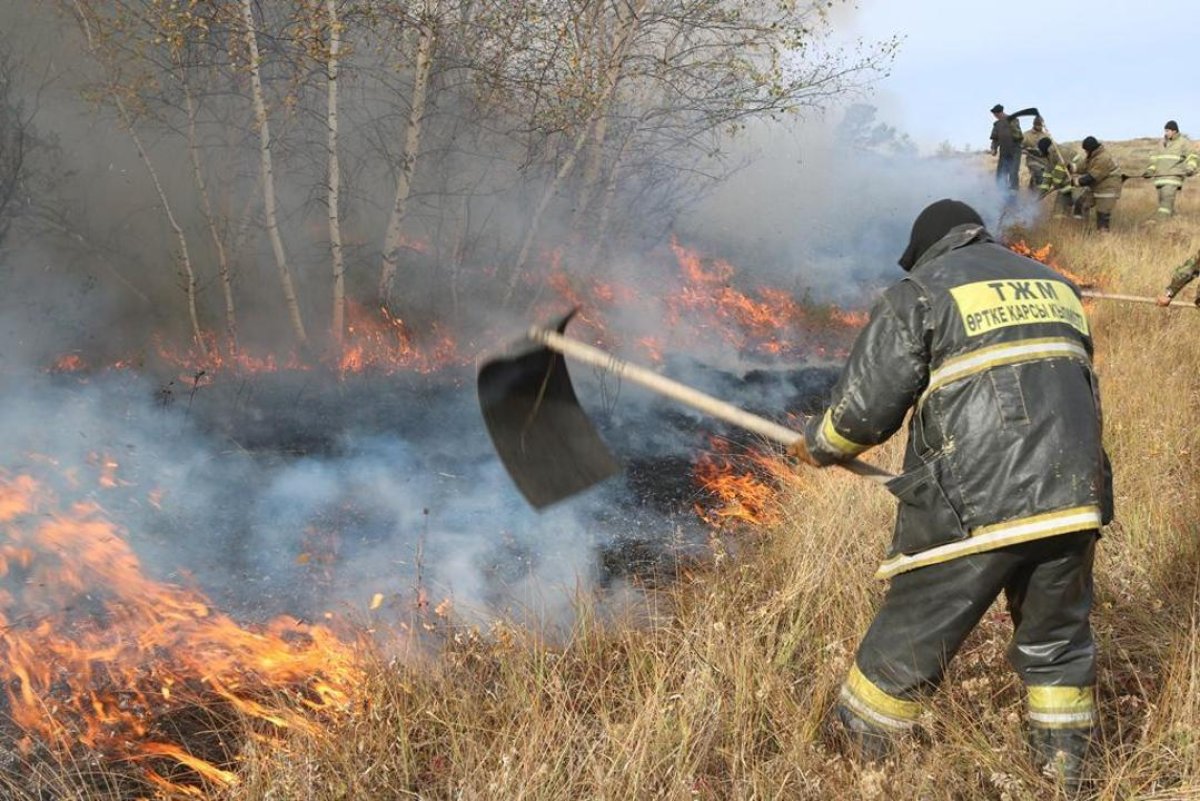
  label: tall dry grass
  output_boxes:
[216,181,1199,801]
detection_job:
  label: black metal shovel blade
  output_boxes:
[478,313,620,509]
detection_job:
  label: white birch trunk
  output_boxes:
[240,0,308,346]
[378,22,435,306]
[571,113,609,232]
[585,131,632,269]
[183,82,238,352]
[71,1,207,356]
[326,0,346,346]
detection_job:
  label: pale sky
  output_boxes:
[836,0,1200,151]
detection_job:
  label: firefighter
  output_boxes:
[1156,246,1200,306]
[1075,137,1123,231]
[790,199,1112,793]
[1037,137,1081,218]
[1142,121,1198,218]
[990,105,1023,191]
[1022,116,1049,189]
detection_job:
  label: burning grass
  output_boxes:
[0,468,365,796]
[13,185,1200,799]
[60,235,869,382]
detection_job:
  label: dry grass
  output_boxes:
[16,178,1199,800]
[215,181,1200,801]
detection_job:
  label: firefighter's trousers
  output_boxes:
[839,530,1098,738]
[1156,183,1181,216]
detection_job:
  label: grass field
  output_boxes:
[8,164,1200,801]
[219,174,1199,800]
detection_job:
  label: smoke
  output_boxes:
[679,116,1025,303]
[0,367,673,628]
[0,3,1042,640]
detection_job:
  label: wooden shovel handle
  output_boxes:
[1081,290,1196,309]
[530,327,894,484]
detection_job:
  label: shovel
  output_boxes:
[478,310,893,510]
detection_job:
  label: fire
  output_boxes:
[62,235,869,381]
[668,237,867,359]
[156,333,306,378]
[151,303,467,378]
[693,440,793,527]
[51,353,87,373]
[1009,240,1100,289]
[0,467,363,790]
[338,301,461,375]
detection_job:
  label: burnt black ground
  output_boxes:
[15,360,836,624]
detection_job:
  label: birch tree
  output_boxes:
[238,0,309,347]
[324,0,348,345]
[376,0,439,308]
[66,0,210,357]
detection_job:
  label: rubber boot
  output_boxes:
[828,703,895,762]
[1028,726,1091,795]
[1095,212,1111,232]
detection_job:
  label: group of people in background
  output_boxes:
[989,104,1200,307]
[988,105,1199,232]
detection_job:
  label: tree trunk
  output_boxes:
[70,1,207,356]
[378,22,435,308]
[502,1,643,304]
[183,80,238,352]
[240,0,308,346]
[585,130,632,270]
[326,0,346,347]
[571,113,609,233]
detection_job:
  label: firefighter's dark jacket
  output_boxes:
[804,224,1113,579]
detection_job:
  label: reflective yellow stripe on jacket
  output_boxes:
[816,408,869,458]
[921,337,1090,403]
[876,505,1103,579]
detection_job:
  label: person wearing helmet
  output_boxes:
[1037,137,1082,218]
[1022,116,1050,189]
[1075,137,1123,231]
[790,199,1112,793]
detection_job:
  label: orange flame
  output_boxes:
[668,237,867,359]
[1009,241,1100,289]
[337,302,461,375]
[0,467,362,790]
[693,441,791,527]
[51,354,87,373]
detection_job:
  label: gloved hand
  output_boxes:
[1156,293,1174,307]
[1142,169,1154,179]
[786,436,820,468]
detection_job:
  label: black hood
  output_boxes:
[898,199,985,271]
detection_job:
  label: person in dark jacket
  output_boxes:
[990,105,1023,190]
[790,199,1113,792]
[1037,137,1082,218]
